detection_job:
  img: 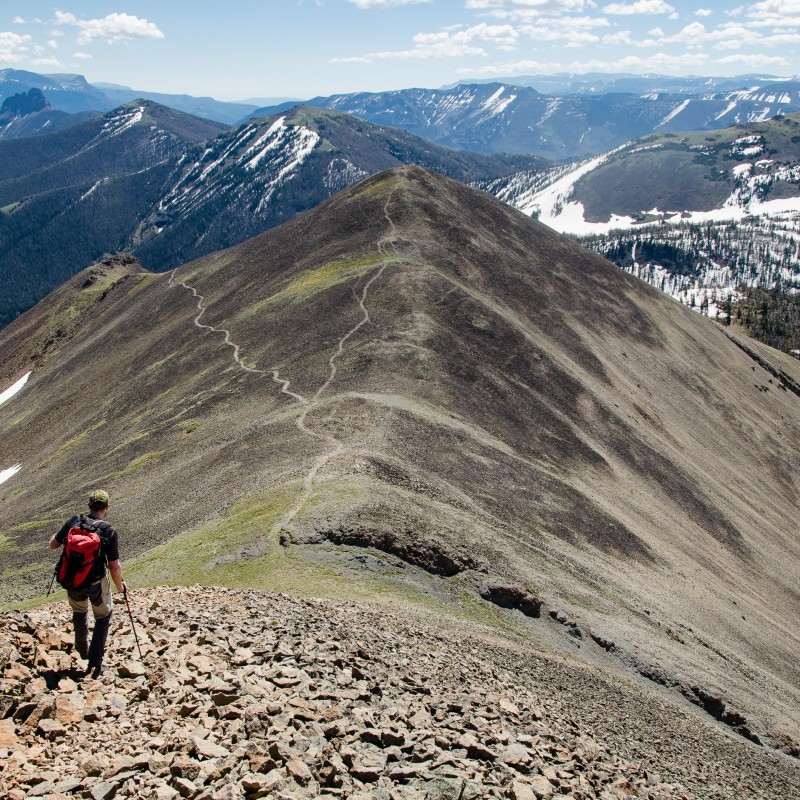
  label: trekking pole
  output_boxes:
[123,584,144,662]
[46,566,56,596]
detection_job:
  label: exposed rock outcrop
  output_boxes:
[1,587,797,800]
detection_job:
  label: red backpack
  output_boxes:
[56,516,108,592]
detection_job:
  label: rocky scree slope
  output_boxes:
[2,587,798,800]
[1,167,799,758]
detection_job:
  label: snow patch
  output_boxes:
[0,464,21,486]
[656,99,690,128]
[0,371,30,407]
[480,87,516,119]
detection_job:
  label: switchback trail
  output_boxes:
[269,189,399,535]
[168,188,401,543]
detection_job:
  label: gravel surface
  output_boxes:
[1,587,797,800]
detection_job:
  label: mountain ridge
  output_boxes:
[482,111,800,326]
[1,166,798,758]
[249,80,800,161]
[0,100,544,328]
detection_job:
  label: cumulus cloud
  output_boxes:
[520,23,602,45]
[466,0,594,19]
[12,16,25,24]
[695,7,713,15]
[73,51,92,60]
[602,0,675,14]
[30,56,62,67]
[717,52,790,65]
[54,11,165,45]
[574,51,710,70]
[347,0,430,5]
[456,57,562,75]
[334,22,521,61]
[602,30,635,44]
[0,31,32,63]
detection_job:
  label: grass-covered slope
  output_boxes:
[1,167,799,756]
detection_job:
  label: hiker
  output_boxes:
[49,489,127,678]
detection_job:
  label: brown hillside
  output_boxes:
[0,166,799,758]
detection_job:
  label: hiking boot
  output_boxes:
[73,611,89,660]
[87,664,107,680]
[87,610,112,674]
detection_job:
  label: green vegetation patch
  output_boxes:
[255,254,397,309]
[349,174,402,200]
[105,451,166,480]
[38,419,107,470]
[127,483,299,587]
[732,287,800,353]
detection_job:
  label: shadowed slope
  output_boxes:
[1,166,799,755]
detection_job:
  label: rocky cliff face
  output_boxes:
[0,88,49,122]
[2,587,797,800]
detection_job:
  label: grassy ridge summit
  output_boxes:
[0,101,543,329]
[1,167,799,758]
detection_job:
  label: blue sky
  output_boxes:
[1,1,798,101]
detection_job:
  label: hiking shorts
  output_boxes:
[67,575,112,619]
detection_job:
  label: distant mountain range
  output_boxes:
[480,112,800,329]
[446,72,786,96]
[6,68,800,163]
[0,87,98,140]
[0,69,259,125]
[0,100,543,327]
[249,79,800,161]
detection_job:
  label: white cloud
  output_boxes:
[456,57,562,75]
[520,23,602,44]
[695,7,713,15]
[602,0,675,14]
[47,40,58,49]
[337,22,520,61]
[30,56,62,67]
[739,0,800,27]
[73,51,92,60]
[602,30,634,44]
[572,51,710,70]
[717,52,790,65]
[0,31,32,63]
[466,0,594,19]
[347,0,430,5]
[540,15,611,28]
[458,50,712,76]
[12,16,25,24]
[54,11,165,45]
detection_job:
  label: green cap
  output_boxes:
[88,489,110,508]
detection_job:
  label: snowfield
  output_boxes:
[487,140,800,318]
[0,371,30,486]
